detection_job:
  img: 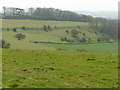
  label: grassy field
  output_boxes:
[2,19,118,53]
[2,49,118,88]
[2,19,88,28]
[2,19,119,88]
[45,42,118,54]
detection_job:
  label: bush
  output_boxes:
[43,25,52,31]
[7,28,9,31]
[22,26,26,30]
[43,25,48,31]
[77,25,80,29]
[83,33,86,36]
[97,38,101,42]
[66,30,69,33]
[79,38,86,42]
[60,37,67,42]
[1,39,11,48]
[13,28,17,32]
[4,43,11,48]
[47,25,51,31]
[54,26,57,29]
[15,33,26,40]
[57,48,68,51]
[76,49,87,52]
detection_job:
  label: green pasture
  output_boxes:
[2,49,118,88]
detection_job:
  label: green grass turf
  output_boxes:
[45,42,118,54]
[2,49,118,88]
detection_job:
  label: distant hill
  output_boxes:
[75,11,118,19]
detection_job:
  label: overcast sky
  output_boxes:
[0,0,119,11]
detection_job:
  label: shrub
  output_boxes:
[7,28,9,31]
[13,28,17,32]
[71,29,78,35]
[66,30,69,33]
[22,26,26,30]
[76,49,87,52]
[79,38,86,42]
[47,25,51,31]
[1,39,11,48]
[77,25,80,29]
[97,38,101,42]
[83,33,86,36]
[57,48,68,51]
[43,25,52,31]
[15,33,26,40]
[60,37,67,42]
[54,26,57,29]
[43,25,48,31]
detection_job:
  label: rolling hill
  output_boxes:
[2,19,118,53]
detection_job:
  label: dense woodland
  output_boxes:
[1,7,118,41]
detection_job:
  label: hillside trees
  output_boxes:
[99,20,118,40]
[2,7,25,15]
[89,17,118,41]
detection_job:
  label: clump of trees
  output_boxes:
[14,33,26,40]
[60,29,88,43]
[89,17,118,41]
[0,40,11,48]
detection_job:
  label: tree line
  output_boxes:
[2,7,93,22]
[89,17,118,41]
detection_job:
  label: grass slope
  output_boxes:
[2,19,117,53]
[2,19,106,43]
